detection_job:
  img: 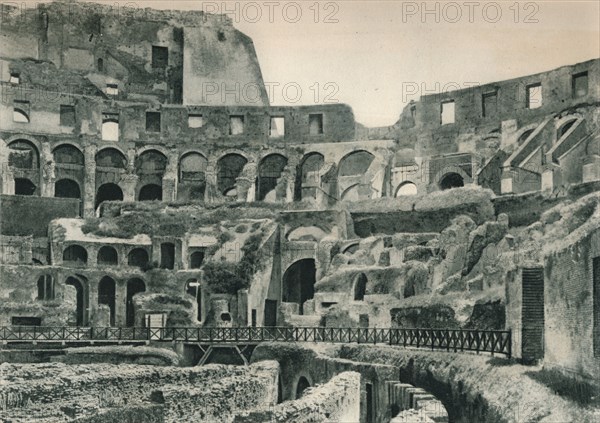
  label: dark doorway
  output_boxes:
[55,179,81,199]
[63,245,88,265]
[126,278,146,327]
[439,172,464,190]
[522,267,544,363]
[138,184,162,201]
[128,248,149,268]
[593,257,600,357]
[282,259,316,314]
[96,183,123,209]
[185,279,202,321]
[296,376,310,399]
[98,276,116,326]
[366,383,374,423]
[160,243,175,269]
[14,178,36,196]
[65,276,85,326]
[353,273,367,301]
[190,251,205,269]
[12,316,42,326]
[264,299,277,327]
[256,154,288,201]
[251,309,257,327]
[217,154,248,195]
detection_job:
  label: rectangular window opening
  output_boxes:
[482,91,498,118]
[230,115,245,135]
[106,83,118,96]
[152,46,169,69]
[9,73,20,84]
[60,105,76,126]
[572,71,589,98]
[309,113,324,135]
[146,111,161,133]
[270,116,285,137]
[440,100,455,125]
[188,113,203,128]
[526,83,542,109]
[102,113,119,141]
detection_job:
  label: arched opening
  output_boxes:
[95,183,123,209]
[339,150,375,176]
[13,108,29,123]
[185,279,202,321]
[296,376,311,399]
[8,140,39,169]
[98,276,116,326]
[404,279,416,299]
[101,119,119,142]
[294,152,324,201]
[97,246,118,265]
[53,145,84,166]
[65,276,85,326]
[14,178,37,196]
[179,152,208,201]
[37,274,54,301]
[160,243,175,269]
[353,273,367,301]
[518,129,534,146]
[558,119,577,138]
[96,148,127,168]
[217,154,248,196]
[282,259,316,315]
[190,251,205,269]
[256,154,288,201]
[395,181,418,197]
[138,184,162,201]
[126,278,146,327]
[55,179,81,199]
[63,245,88,265]
[439,173,464,190]
[128,248,149,268]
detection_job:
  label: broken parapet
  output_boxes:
[387,381,448,423]
[232,371,361,423]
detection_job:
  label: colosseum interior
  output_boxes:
[0,1,599,422]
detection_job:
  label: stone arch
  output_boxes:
[294,152,324,201]
[256,153,288,201]
[295,375,311,399]
[97,246,118,265]
[14,178,37,196]
[338,150,375,177]
[65,275,87,326]
[98,276,116,326]
[128,248,149,268]
[439,172,465,190]
[353,273,368,301]
[96,147,127,168]
[282,258,316,315]
[217,153,248,196]
[8,139,39,170]
[96,183,123,208]
[55,179,81,199]
[178,152,208,201]
[556,115,581,139]
[286,226,328,242]
[343,243,359,255]
[63,245,88,265]
[138,183,162,201]
[126,278,146,326]
[340,183,361,201]
[102,117,119,141]
[395,181,418,197]
[53,144,84,165]
[515,124,538,146]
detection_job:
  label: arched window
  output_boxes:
[102,115,119,141]
[97,246,118,265]
[98,276,116,326]
[55,179,81,199]
[439,173,464,190]
[256,154,288,201]
[96,183,124,209]
[353,273,367,301]
[126,278,146,327]
[190,251,205,269]
[138,184,162,201]
[53,145,84,166]
[128,248,149,268]
[8,140,39,169]
[395,182,418,197]
[282,259,316,315]
[96,148,127,169]
[217,154,248,195]
[339,151,374,176]
[63,245,88,265]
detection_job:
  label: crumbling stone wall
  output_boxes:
[233,371,361,423]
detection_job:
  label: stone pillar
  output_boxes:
[541,164,561,192]
[163,150,179,201]
[40,142,55,197]
[162,178,177,202]
[501,167,514,194]
[238,161,257,202]
[88,279,99,326]
[83,145,97,218]
[500,119,519,150]
[120,174,138,202]
[115,282,127,327]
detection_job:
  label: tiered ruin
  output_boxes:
[1,2,599,421]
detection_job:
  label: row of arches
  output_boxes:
[66,275,146,327]
[62,245,150,268]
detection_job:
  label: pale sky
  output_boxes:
[48,1,600,127]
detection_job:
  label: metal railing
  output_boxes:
[0,326,511,357]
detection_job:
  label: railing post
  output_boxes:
[507,330,512,359]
